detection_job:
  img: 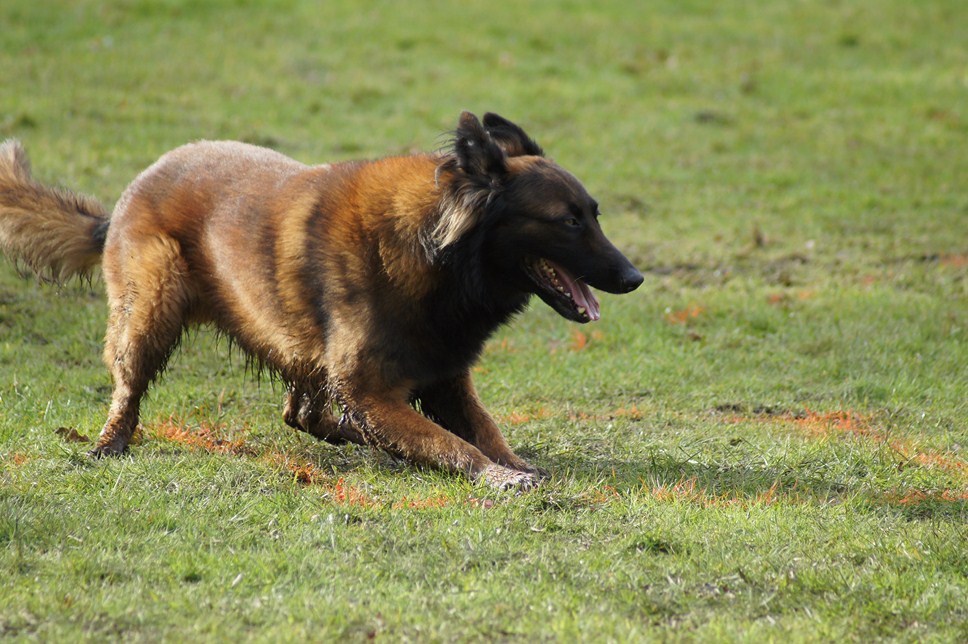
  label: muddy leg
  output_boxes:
[418,371,541,475]
[90,236,189,457]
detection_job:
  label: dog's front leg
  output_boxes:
[342,383,539,491]
[417,372,542,476]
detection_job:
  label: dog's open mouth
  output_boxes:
[526,258,601,323]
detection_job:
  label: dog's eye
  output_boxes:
[564,217,581,228]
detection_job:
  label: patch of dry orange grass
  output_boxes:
[499,404,643,426]
[153,417,494,511]
[154,417,252,455]
[721,408,967,508]
[578,479,786,510]
[891,488,968,505]
[726,408,967,477]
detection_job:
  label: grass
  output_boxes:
[2,0,966,640]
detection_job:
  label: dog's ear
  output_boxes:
[483,113,544,157]
[454,111,507,177]
[427,113,509,255]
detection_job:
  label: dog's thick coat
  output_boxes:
[0,113,642,489]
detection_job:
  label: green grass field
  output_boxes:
[2,0,966,640]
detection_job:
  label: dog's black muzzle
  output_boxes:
[583,239,644,295]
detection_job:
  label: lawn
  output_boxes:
[1,0,966,641]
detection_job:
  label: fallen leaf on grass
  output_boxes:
[570,330,588,351]
[664,304,704,325]
[569,329,605,352]
[55,427,90,443]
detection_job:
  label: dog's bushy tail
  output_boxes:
[0,139,109,282]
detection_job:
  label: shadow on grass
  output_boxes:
[531,450,967,520]
[69,417,965,520]
[539,450,816,496]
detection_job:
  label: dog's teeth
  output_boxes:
[577,306,586,315]
[538,259,573,300]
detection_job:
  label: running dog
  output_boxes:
[0,112,643,489]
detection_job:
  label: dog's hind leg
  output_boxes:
[90,236,190,457]
[417,372,541,475]
[283,381,365,445]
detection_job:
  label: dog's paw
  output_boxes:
[489,451,546,478]
[87,441,129,458]
[479,464,540,492]
[507,459,548,479]
[524,464,549,479]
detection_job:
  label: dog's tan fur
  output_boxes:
[0,141,106,281]
[0,113,642,490]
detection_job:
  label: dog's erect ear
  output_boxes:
[483,113,544,157]
[428,113,509,255]
[454,111,507,177]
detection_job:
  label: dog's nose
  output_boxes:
[619,268,644,293]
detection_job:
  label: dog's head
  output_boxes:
[432,112,643,323]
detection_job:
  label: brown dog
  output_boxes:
[0,112,642,489]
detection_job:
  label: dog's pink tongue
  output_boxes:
[549,261,601,321]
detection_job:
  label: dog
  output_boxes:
[0,112,642,489]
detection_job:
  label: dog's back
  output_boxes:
[105,141,333,365]
[104,142,447,370]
